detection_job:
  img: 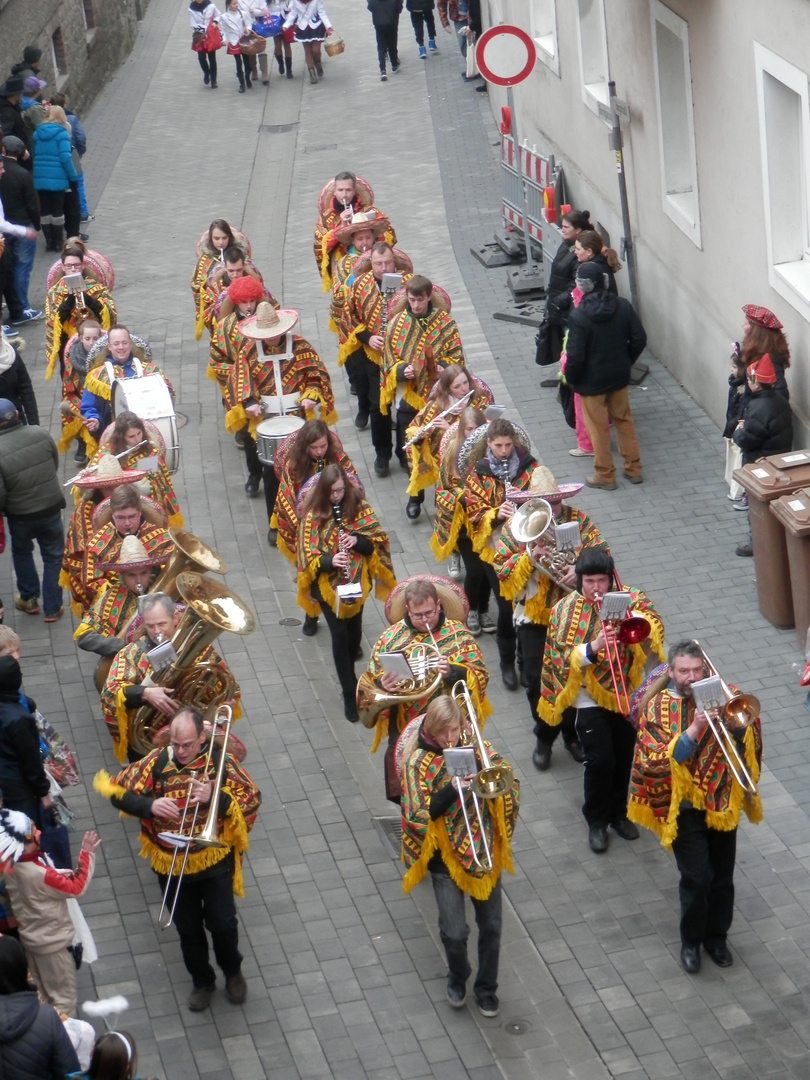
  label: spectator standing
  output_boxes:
[0,77,29,156]
[0,398,67,622]
[51,93,93,225]
[0,331,38,424]
[0,648,54,837]
[32,106,78,253]
[189,0,223,89]
[0,137,42,324]
[541,209,592,369]
[78,1030,159,1080]
[9,47,44,88]
[19,78,47,142]
[406,0,438,58]
[284,0,333,85]
[367,0,402,81]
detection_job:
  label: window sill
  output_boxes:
[85,28,97,49]
[772,260,810,317]
[55,74,69,93]
[663,191,702,246]
[534,35,560,76]
[583,80,610,120]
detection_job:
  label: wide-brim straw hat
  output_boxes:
[99,419,166,459]
[457,420,532,480]
[352,248,414,279]
[98,534,165,572]
[388,282,452,319]
[317,175,374,215]
[529,465,583,504]
[92,493,168,532]
[75,454,147,490]
[239,302,299,339]
[334,211,391,247]
[384,573,469,625]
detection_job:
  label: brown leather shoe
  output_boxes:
[225,971,247,1004]
[585,475,618,491]
[188,984,215,1011]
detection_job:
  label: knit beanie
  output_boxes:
[575,261,607,294]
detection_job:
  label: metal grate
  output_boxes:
[374,816,402,857]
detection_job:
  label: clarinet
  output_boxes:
[500,459,513,502]
[333,503,352,582]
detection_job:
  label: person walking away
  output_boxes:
[284,0,333,85]
[189,0,223,89]
[50,92,93,225]
[221,0,254,91]
[368,0,402,81]
[270,1,295,78]
[407,0,437,57]
[31,106,78,253]
[0,138,41,324]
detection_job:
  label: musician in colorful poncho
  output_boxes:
[363,576,489,803]
[79,327,171,437]
[627,640,762,975]
[380,278,464,518]
[199,246,268,339]
[494,466,605,772]
[296,465,395,722]
[94,705,261,1012]
[44,243,115,381]
[400,696,519,1018]
[329,211,391,339]
[539,545,664,854]
[190,219,251,338]
[313,170,396,289]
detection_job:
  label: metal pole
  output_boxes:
[608,80,640,314]
[507,83,535,270]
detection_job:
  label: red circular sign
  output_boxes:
[475,25,535,87]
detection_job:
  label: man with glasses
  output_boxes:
[44,242,115,381]
[97,705,261,1012]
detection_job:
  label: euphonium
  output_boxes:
[508,498,576,591]
[356,640,445,729]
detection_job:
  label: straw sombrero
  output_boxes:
[86,332,152,372]
[352,247,413,279]
[98,534,165,572]
[317,175,374,215]
[296,470,364,515]
[92,492,168,531]
[384,573,469,625]
[75,454,147,491]
[529,465,583,504]
[394,714,424,782]
[239,301,299,340]
[334,211,390,248]
[457,420,532,480]
[388,282,452,319]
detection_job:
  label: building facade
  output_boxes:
[487,0,810,440]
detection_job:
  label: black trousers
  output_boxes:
[233,51,251,85]
[396,403,417,469]
[672,809,737,949]
[197,49,219,82]
[157,856,242,988]
[375,23,399,70]
[409,8,437,43]
[244,431,281,524]
[344,349,392,461]
[456,529,490,615]
[312,581,363,699]
[64,183,81,239]
[37,189,66,227]
[0,245,22,321]
[482,562,516,665]
[574,706,636,827]
[517,622,577,747]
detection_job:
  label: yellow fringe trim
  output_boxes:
[275,532,297,567]
[337,325,364,367]
[328,314,338,336]
[195,288,205,340]
[46,313,63,379]
[93,769,128,800]
[206,363,218,382]
[430,501,465,562]
[497,552,534,601]
[320,236,333,292]
[84,369,111,401]
[471,510,498,557]
[167,510,184,528]
[362,342,382,366]
[225,404,249,435]
[400,383,425,415]
[112,689,130,763]
[370,714,387,754]
[57,415,83,453]
[406,442,438,497]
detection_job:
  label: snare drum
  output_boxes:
[112,373,180,473]
[256,415,304,467]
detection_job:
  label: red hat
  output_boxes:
[742,304,783,331]
[747,353,777,384]
[228,276,264,304]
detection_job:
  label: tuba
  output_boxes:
[128,572,255,758]
[356,641,445,729]
[509,498,574,592]
[149,528,227,598]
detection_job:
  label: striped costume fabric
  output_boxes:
[82,522,174,613]
[405,388,491,498]
[339,270,413,367]
[380,307,465,416]
[463,459,536,564]
[314,202,396,289]
[273,444,356,564]
[74,579,139,644]
[60,498,100,614]
[44,278,116,380]
[430,451,468,562]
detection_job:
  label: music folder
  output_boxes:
[442,747,478,779]
[690,676,725,714]
[378,652,414,681]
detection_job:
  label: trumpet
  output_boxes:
[691,646,759,795]
[594,573,651,714]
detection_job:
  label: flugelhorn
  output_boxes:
[690,646,759,795]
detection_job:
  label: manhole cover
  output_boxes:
[374,817,401,856]
[504,1019,530,1035]
[279,617,301,626]
[175,412,188,429]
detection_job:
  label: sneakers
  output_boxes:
[44,607,64,624]
[302,614,318,637]
[380,70,388,81]
[733,493,748,511]
[391,61,400,73]
[419,45,427,58]
[446,978,466,1008]
[2,325,20,341]
[447,551,463,580]
[569,447,594,457]
[479,613,496,634]
[188,984,215,1012]
[374,457,390,477]
[585,475,618,491]
[15,596,40,615]
[467,611,481,636]
[10,309,44,324]
[225,972,247,1004]
[80,214,95,222]
[477,995,499,1017]
[428,39,438,52]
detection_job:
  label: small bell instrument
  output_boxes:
[689,645,759,795]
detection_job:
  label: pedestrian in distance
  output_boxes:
[0,328,38,425]
[284,0,333,85]
[31,105,78,254]
[368,0,403,81]
[0,137,42,324]
[406,0,438,58]
[189,0,223,89]
[221,0,254,92]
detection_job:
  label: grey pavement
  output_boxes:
[3,2,810,1077]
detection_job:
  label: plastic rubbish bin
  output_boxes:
[733,450,810,628]
[770,487,810,649]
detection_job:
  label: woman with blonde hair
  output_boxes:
[32,105,78,252]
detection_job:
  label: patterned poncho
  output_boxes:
[493,505,605,627]
[85,445,182,527]
[82,521,173,613]
[95,741,260,895]
[406,389,491,498]
[198,263,267,338]
[329,249,361,339]
[60,498,101,615]
[338,270,413,367]
[273,443,356,564]
[538,588,665,725]
[74,578,140,646]
[190,250,222,334]
[296,499,396,619]
[365,616,490,753]
[627,688,762,848]
[401,736,519,900]
[430,451,468,562]
[58,338,98,457]
[463,451,536,565]
[44,278,116,380]
[313,200,396,289]
[380,307,464,416]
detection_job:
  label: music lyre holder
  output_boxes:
[554,521,581,553]
[690,676,725,715]
[599,592,629,622]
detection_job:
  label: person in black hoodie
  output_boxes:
[540,209,592,367]
[0,331,38,425]
[564,261,647,490]
[368,0,403,81]
[0,651,52,830]
[573,230,620,295]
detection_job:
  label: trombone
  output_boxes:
[595,572,651,714]
[449,681,513,872]
[691,646,759,796]
[156,705,233,929]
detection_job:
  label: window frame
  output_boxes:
[530,0,560,77]
[576,0,610,114]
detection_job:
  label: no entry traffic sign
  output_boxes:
[475,25,535,87]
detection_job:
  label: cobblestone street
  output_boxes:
[3,2,810,1077]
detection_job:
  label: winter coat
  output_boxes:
[0,420,66,522]
[189,0,220,31]
[0,656,49,806]
[31,122,78,192]
[220,7,251,46]
[406,0,435,11]
[723,372,747,439]
[5,848,95,954]
[64,110,86,156]
[0,344,39,425]
[0,992,80,1079]
[545,240,578,326]
[564,291,647,396]
[0,97,29,151]
[733,387,792,464]
[587,251,618,296]
[0,156,40,229]
[368,0,403,26]
[19,97,46,140]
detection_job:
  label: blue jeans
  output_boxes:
[5,233,37,311]
[76,173,89,218]
[430,869,501,998]
[7,511,65,615]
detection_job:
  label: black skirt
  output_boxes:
[295,21,326,41]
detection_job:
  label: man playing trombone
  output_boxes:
[94,706,261,1012]
[627,641,762,974]
[539,546,664,853]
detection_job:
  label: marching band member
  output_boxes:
[493,467,606,771]
[90,411,182,527]
[58,318,102,465]
[79,327,173,441]
[313,171,396,289]
[200,246,270,340]
[296,465,395,721]
[627,641,762,974]
[208,274,266,420]
[463,418,537,690]
[94,706,261,1011]
[190,219,250,333]
[362,576,489,801]
[329,211,391,340]
[44,242,116,381]
[539,545,664,853]
[380,277,465,517]
[400,695,519,1017]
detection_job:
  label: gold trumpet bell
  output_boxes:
[175,571,255,635]
[472,763,514,800]
[723,691,760,731]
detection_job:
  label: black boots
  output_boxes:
[285,56,293,78]
[238,74,245,93]
[276,52,284,74]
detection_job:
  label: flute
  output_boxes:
[402,389,474,449]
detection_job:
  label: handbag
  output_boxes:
[253,13,282,36]
[534,315,554,367]
[203,19,224,50]
[240,31,267,55]
[191,29,205,49]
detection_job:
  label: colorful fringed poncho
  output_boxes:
[430,452,468,562]
[493,506,605,627]
[94,740,261,895]
[58,337,98,458]
[190,250,221,329]
[85,445,182,527]
[82,521,173,613]
[198,262,267,339]
[273,443,357,564]
[380,307,464,417]
[314,199,396,290]
[44,278,115,381]
[60,497,102,615]
[74,578,139,646]
[406,389,491,499]
[329,250,361,340]
[365,616,490,753]
[463,451,536,565]
[401,736,519,900]
[628,688,762,848]
[339,270,413,368]
[296,499,395,620]
[538,588,665,725]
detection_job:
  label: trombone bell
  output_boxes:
[473,764,513,800]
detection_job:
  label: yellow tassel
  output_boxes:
[57,416,83,453]
[405,442,438,497]
[206,364,218,382]
[429,501,465,562]
[370,713,388,754]
[320,236,332,292]
[101,307,111,332]
[113,690,129,764]
[497,552,534,601]
[400,383,425,415]
[45,313,62,380]
[379,368,398,415]
[140,833,231,878]
[225,404,247,434]
[68,597,82,619]
[84,370,111,401]
[83,430,99,458]
[471,509,498,557]
[167,510,184,527]
[93,769,128,800]
[195,289,205,340]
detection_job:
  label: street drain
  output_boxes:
[505,1019,530,1035]
[374,816,401,856]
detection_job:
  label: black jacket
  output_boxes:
[0,993,80,1079]
[564,291,647,396]
[545,240,578,325]
[723,372,747,438]
[0,656,49,805]
[733,387,792,464]
[589,252,618,296]
[0,96,29,150]
[0,156,39,228]
[0,420,65,522]
[0,349,39,425]
[368,0,403,25]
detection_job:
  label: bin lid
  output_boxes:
[770,487,810,536]
[733,450,810,501]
